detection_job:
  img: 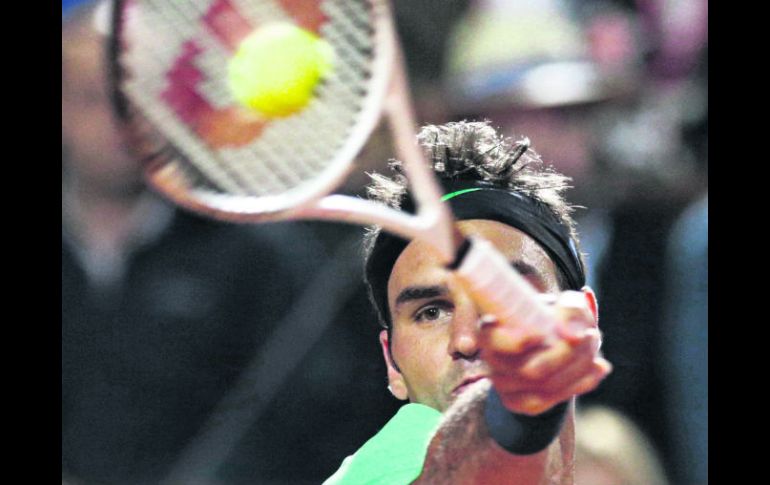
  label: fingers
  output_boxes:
[518,330,599,383]
[479,316,548,355]
[500,359,612,415]
[552,290,599,344]
[479,303,601,378]
[478,290,611,416]
[480,291,597,350]
[491,330,603,395]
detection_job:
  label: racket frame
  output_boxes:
[109,0,558,339]
[110,0,459,261]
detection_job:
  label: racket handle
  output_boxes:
[452,237,557,343]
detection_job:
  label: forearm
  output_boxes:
[413,380,574,485]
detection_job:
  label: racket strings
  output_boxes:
[120,0,378,205]
[123,1,253,194]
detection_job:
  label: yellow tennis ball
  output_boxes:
[228,23,334,118]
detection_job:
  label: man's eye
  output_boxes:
[413,304,452,323]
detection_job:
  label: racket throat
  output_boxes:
[292,195,461,262]
[452,236,557,341]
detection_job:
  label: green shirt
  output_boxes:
[323,403,443,485]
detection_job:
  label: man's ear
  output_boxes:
[580,286,599,323]
[379,330,408,401]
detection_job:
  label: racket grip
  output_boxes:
[452,237,557,342]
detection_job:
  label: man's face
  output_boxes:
[380,219,561,412]
[62,23,142,193]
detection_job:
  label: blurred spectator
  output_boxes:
[443,0,643,116]
[575,405,670,485]
[590,41,706,484]
[660,193,708,485]
[62,2,348,483]
[657,58,707,485]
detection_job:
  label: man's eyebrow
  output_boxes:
[394,285,448,306]
[393,263,544,307]
[511,260,547,287]
[511,261,538,276]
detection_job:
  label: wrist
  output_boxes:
[483,387,568,455]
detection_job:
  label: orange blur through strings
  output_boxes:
[160,0,328,148]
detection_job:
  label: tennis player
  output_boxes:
[325,121,611,484]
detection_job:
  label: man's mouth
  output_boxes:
[452,375,489,396]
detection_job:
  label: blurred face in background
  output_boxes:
[62,15,143,194]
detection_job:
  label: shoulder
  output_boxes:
[324,404,442,485]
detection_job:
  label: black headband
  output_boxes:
[365,181,585,328]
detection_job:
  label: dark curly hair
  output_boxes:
[363,120,585,330]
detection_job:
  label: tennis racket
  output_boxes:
[109,0,559,340]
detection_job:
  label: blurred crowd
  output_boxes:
[62,0,706,483]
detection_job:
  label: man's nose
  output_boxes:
[449,306,481,360]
